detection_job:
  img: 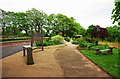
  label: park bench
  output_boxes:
[95,47,113,54]
[23,44,34,65]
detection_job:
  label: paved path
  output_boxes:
[55,43,111,77]
[1,43,111,77]
[1,45,65,77]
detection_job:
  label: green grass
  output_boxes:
[81,48,119,78]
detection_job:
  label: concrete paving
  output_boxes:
[55,43,111,77]
[1,43,112,78]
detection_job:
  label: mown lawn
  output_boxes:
[80,48,119,78]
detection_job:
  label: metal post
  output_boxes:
[31,26,33,47]
[41,26,44,51]
[95,48,100,54]
[109,47,113,54]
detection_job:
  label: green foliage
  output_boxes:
[86,25,95,37]
[106,25,120,42]
[35,42,41,46]
[0,8,86,38]
[81,48,119,78]
[71,40,78,44]
[85,38,98,45]
[78,41,93,48]
[35,35,64,46]
[35,40,53,46]
[72,38,97,48]
[51,35,64,44]
[64,37,70,42]
[77,38,85,44]
[111,2,120,25]
[91,44,109,50]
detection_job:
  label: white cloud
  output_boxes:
[0,0,115,29]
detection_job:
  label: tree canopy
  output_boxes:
[0,8,85,37]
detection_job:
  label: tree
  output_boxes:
[26,8,47,33]
[111,1,120,25]
[106,25,120,42]
[86,25,95,37]
[0,8,86,38]
[17,12,31,36]
[44,14,56,37]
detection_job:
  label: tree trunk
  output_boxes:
[62,29,65,37]
[13,27,16,35]
[2,27,5,35]
[25,30,28,36]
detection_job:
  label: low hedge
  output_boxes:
[0,37,31,42]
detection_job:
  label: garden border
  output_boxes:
[77,49,117,79]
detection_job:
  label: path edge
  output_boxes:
[76,49,117,79]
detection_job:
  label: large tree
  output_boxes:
[26,8,47,33]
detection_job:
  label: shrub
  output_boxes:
[35,40,53,46]
[51,35,64,44]
[77,38,85,44]
[64,37,70,42]
[72,40,78,44]
[72,38,85,45]
[35,35,64,46]
[35,42,41,46]
[78,41,92,48]
[92,44,109,50]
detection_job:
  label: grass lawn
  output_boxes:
[80,48,119,78]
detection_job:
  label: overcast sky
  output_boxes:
[0,0,115,29]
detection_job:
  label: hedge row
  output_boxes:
[0,37,31,42]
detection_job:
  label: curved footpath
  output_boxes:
[0,42,112,78]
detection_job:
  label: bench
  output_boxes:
[23,44,34,65]
[95,47,113,54]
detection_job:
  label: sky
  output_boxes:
[0,0,116,29]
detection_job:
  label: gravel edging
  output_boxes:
[78,49,117,79]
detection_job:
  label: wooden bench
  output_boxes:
[23,44,34,65]
[95,47,113,54]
